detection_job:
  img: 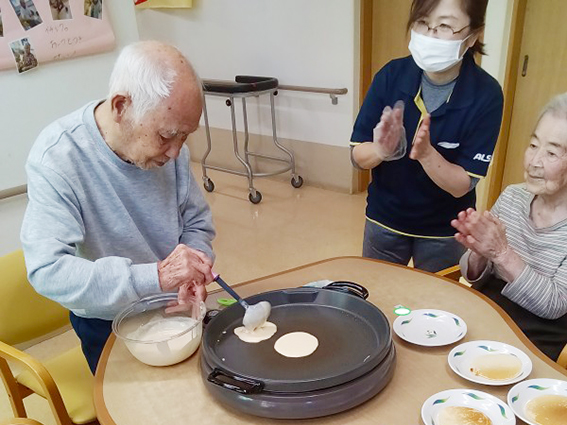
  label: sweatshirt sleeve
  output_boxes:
[179,167,216,262]
[21,162,161,319]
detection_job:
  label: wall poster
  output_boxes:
[0,0,115,73]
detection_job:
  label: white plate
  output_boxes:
[507,378,567,425]
[448,340,532,386]
[392,309,467,346]
[422,388,516,425]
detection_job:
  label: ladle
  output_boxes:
[213,273,271,331]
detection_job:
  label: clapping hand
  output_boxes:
[410,114,434,161]
[372,100,406,161]
[451,208,509,261]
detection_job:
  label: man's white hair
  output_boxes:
[108,41,198,122]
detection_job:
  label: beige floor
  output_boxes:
[0,165,367,424]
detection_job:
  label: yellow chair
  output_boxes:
[437,265,567,369]
[0,250,97,425]
[0,418,46,425]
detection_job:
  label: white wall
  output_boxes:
[135,0,358,148]
[0,2,139,255]
[482,0,514,84]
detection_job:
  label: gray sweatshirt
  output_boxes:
[21,101,215,320]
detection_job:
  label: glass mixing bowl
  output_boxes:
[112,293,206,366]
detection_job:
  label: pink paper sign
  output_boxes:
[0,0,115,72]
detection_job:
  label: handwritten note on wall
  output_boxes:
[0,0,115,73]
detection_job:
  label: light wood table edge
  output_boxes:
[93,256,567,425]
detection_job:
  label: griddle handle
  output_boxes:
[325,281,369,300]
[207,368,265,395]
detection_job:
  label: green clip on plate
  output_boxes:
[393,305,412,316]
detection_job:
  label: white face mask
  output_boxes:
[408,29,471,73]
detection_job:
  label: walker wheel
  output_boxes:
[203,178,215,192]
[249,191,262,204]
[291,175,304,188]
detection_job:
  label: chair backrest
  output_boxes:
[0,418,46,425]
[436,265,462,282]
[0,250,69,346]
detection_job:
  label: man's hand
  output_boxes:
[158,244,214,292]
[164,281,207,314]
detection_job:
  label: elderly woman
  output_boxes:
[452,93,567,361]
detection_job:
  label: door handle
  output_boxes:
[521,55,529,77]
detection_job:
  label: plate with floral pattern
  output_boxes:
[448,340,532,386]
[392,309,467,346]
[507,378,567,425]
[422,389,516,425]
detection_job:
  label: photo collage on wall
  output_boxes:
[0,0,113,74]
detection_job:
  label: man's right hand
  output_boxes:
[157,244,214,292]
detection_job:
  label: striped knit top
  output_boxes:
[460,184,567,320]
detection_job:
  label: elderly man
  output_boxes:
[21,41,215,373]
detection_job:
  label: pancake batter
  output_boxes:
[274,332,319,358]
[234,322,277,343]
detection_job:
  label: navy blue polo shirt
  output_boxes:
[350,53,503,238]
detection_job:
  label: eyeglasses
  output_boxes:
[413,20,470,39]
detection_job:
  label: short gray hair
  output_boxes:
[538,92,567,124]
[108,41,200,122]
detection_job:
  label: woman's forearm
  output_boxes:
[492,247,526,283]
[417,148,472,198]
[466,251,490,281]
[351,142,384,170]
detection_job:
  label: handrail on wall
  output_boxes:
[202,79,348,105]
[277,85,348,105]
[0,185,27,201]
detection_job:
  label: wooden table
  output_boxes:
[94,257,567,425]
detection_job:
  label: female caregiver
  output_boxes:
[351,0,503,272]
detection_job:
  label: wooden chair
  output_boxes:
[1,418,46,425]
[0,250,97,425]
[436,265,567,369]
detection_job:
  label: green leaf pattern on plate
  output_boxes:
[498,404,508,418]
[478,345,498,352]
[432,397,450,405]
[401,318,413,325]
[453,350,466,357]
[528,385,549,390]
[453,317,460,326]
[465,393,484,401]
[424,313,439,318]
[511,395,519,403]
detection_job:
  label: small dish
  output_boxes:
[507,378,567,425]
[448,340,532,386]
[392,309,467,346]
[422,388,516,425]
